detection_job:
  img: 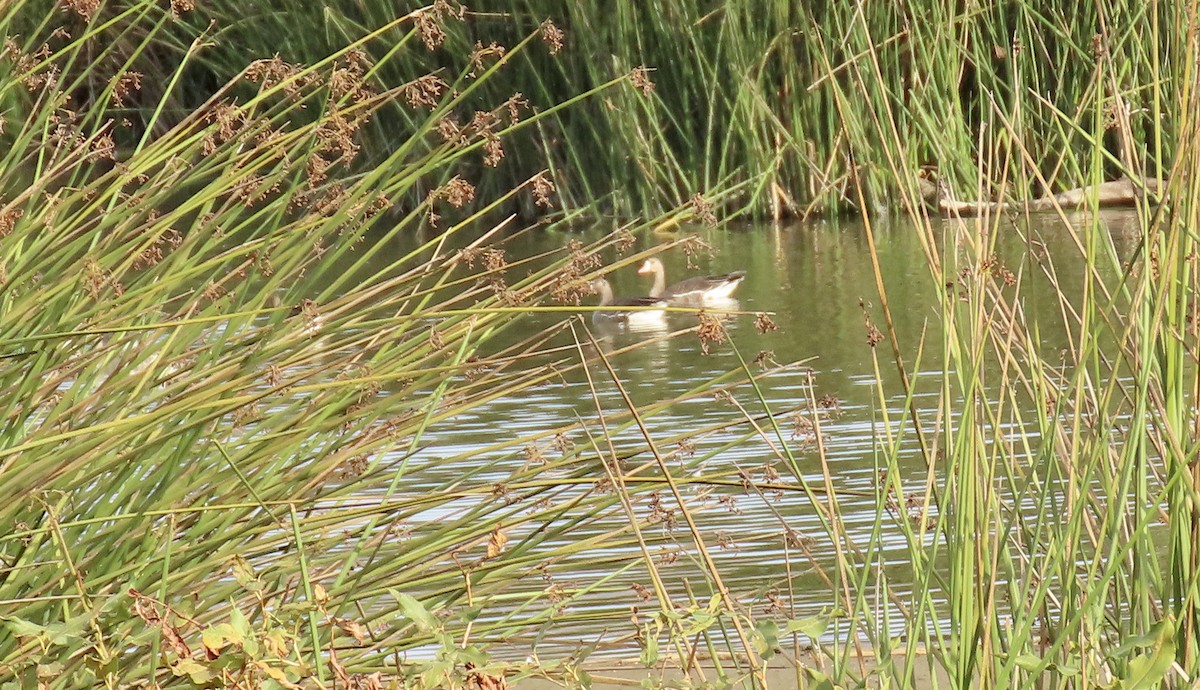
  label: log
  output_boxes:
[919,176,1161,216]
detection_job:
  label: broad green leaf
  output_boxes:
[229,605,250,638]
[1121,620,1175,690]
[803,667,841,690]
[752,620,780,659]
[640,626,659,667]
[1,617,50,640]
[170,658,214,684]
[1013,654,1044,672]
[230,555,263,593]
[201,622,245,656]
[682,610,717,637]
[389,590,440,633]
[785,616,828,638]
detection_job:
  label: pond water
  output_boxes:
[359,209,1144,661]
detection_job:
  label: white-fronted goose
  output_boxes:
[587,278,667,325]
[637,257,746,304]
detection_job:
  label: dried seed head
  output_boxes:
[691,193,717,226]
[482,132,504,167]
[170,0,195,15]
[0,207,23,238]
[202,101,247,155]
[481,247,507,272]
[111,71,143,107]
[415,12,447,50]
[540,19,565,55]
[550,240,603,304]
[751,350,777,370]
[201,282,226,303]
[403,74,448,110]
[531,172,556,208]
[629,66,655,95]
[487,526,508,558]
[62,0,100,19]
[90,131,115,160]
[864,318,884,348]
[436,115,465,144]
[431,175,476,208]
[523,443,545,465]
[679,235,714,269]
[504,93,529,124]
[754,312,778,334]
[817,393,840,412]
[696,311,726,355]
[553,432,574,455]
[470,41,507,76]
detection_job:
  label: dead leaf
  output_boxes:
[487,526,508,559]
[333,617,368,644]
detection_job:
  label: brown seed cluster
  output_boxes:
[202,101,248,156]
[549,240,602,304]
[679,235,713,269]
[469,110,505,167]
[62,0,100,19]
[752,350,777,370]
[647,492,678,531]
[246,56,315,97]
[629,66,655,96]
[531,171,555,208]
[414,0,465,51]
[470,41,507,76]
[403,74,449,110]
[754,312,778,334]
[696,310,726,354]
[979,254,1017,287]
[614,228,635,254]
[426,176,476,226]
[859,300,884,348]
[880,470,936,530]
[83,258,123,299]
[0,207,23,238]
[110,71,143,107]
[691,193,717,226]
[2,40,58,91]
[133,228,183,269]
[540,20,565,55]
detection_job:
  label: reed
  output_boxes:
[137,0,1185,219]
[0,2,782,687]
[809,0,1200,685]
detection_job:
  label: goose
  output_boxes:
[587,278,667,325]
[637,257,746,304]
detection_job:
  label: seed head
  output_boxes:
[111,71,143,107]
[629,66,655,96]
[696,311,726,355]
[531,172,556,208]
[754,313,778,334]
[540,20,565,55]
[691,193,717,226]
[403,74,448,110]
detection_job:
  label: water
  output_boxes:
[359,210,1144,660]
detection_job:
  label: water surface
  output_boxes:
[360,209,1143,659]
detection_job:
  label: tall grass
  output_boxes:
[136,0,1185,218]
[798,0,1200,686]
[8,0,1200,689]
[0,2,786,687]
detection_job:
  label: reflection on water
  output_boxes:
[352,210,1142,658]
